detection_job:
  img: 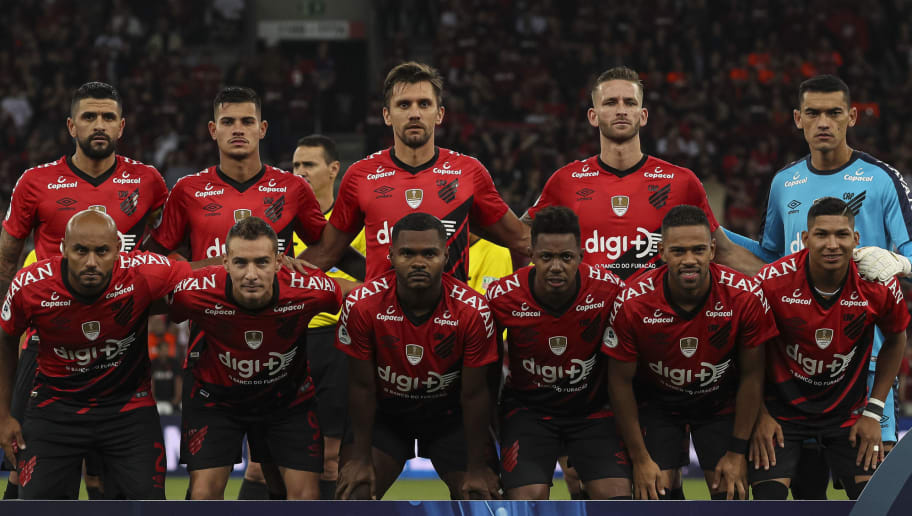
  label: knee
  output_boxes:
[585,478,631,500]
[751,480,789,500]
[189,483,224,500]
[286,484,319,500]
[506,485,550,500]
[244,461,266,483]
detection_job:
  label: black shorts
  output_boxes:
[17,404,165,500]
[2,344,38,471]
[640,405,732,471]
[308,325,348,438]
[180,383,323,472]
[749,421,872,487]
[499,406,630,489]
[343,411,482,475]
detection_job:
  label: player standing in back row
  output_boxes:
[524,67,762,281]
[302,61,530,281]
[0,81,168,499]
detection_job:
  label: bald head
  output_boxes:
[63,209,119,295]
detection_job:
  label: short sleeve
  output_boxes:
[293,177,327,245]
[462,302,498,368]
[136,252,193,299]
[0,269,31,337]
[149,167,169,211]
[602,301,638,362]
[875,277,911,334]
[684,171,720,232]
[335,293,373,360]
[736,290,779,349]
[150,182,189,250]
[523,171,561,221]
[758,181,786,258]
[469,162,510,227]
[2,169,39,240]
[328,165,365,235]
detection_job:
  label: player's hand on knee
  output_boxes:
[0,415,25,468]
[336,458,376,500]
[749,412,783,470]
[712,451,747,500]
[849,417,883,471]
[460,466,503,500]
[632,458,664,500]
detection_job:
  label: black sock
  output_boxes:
[185,487,191,500]
[319,480,337,500]
[3,481,18,500]
[669,486,685,500]
[238,478,270,500]
[86,486,104,500]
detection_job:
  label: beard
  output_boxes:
[76,134,116,160]
[598,118,641,144]
[399,125,432,149]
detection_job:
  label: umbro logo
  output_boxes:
[576,188,595,200]
[57,197,77,210]
[787,199,801,214]
[203,202,222,217]
[374,186,394,199]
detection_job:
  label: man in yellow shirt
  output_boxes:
[467,234,512,296]
[291,135,366,500]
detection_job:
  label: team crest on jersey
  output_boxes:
[88,205,106,213]
[234,209,252,222]
[603,326,618,348]
[679,337,698,358]
[815,328,834,349]
[405,189,423,209]
[405,344,424,365]
[611,196,629,216]
[548,336,568,356]
[82,321,101,341]
[338,324,351,345]
[244,330,264,349]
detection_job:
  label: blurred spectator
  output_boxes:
[148,314,177,360]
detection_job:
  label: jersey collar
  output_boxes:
[804,257,846,310]
[390,147,440,175]
[66,155,119,188]
[527,267,582,317]
[61,258,111,305]
[215,165,267,193]
[805,150,861,176]
[225,273,281,313]
[662,268,712,321]
[596,154,648,178]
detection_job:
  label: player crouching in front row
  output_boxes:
[486,206,632,499]
[749,197,909,499]
[605,205,776,500]
[334,213,501,500]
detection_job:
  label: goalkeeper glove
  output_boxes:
[853,246,912,282]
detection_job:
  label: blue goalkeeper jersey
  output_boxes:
[735,150,912,370]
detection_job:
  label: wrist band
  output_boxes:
[862,410,883,422]
[867,398,885,410]
[728,437,749,455]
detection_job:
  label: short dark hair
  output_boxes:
[798,75,851,107]
[383,62,444,108]
[71,82,122,116]
[213,86,261,118]
[591,66,644,105]
[391,212,447,245]
[296,134,339,164]
[661,205,711,234]
[226,216,278,254]
[531,206,581,246]
[807,196,854,228]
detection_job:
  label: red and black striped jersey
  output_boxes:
[0,251,190,414]
[605,263,777,416]
[756,250,910,428]
[486,264,624,416]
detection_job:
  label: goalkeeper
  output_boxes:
[723,75,912,498]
